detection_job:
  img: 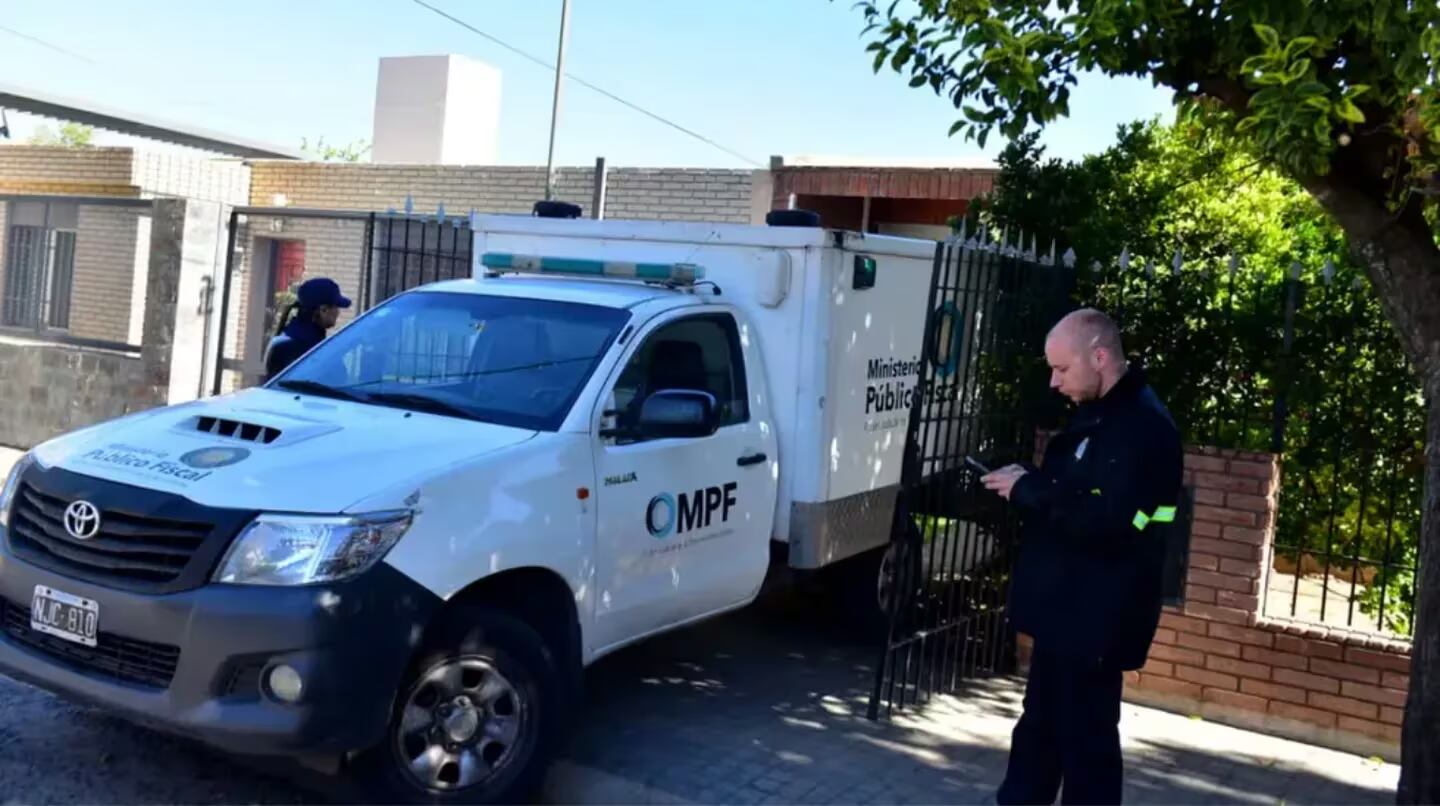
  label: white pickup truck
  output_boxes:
[0,212,987,803]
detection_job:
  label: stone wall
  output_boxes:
[0,336,154,448]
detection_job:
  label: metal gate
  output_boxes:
[209,208,474,396]
[868,234,1073,719]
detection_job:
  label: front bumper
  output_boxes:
[0,541,442,757]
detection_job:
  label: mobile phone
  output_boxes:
[965,455,992,474]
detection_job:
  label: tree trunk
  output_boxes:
[1297,171,1440,805]
[1400,388,1440,804]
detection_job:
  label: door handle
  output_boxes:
[737,452,767,467]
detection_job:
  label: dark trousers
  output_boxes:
[996,643,1124,805]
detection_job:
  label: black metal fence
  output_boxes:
[362,212,474,310]
[868,237,1073,718]
[1065,246,1423,638]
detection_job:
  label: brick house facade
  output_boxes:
[0,146,247,347]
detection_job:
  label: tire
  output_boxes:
[349,606,563,804]
[827,532,923,641]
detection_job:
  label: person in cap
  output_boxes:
[981,308,1183,805]
[263,277,351,382]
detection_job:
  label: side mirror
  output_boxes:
[636,389,719,440]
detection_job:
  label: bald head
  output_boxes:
[1044,308,1129,403]
[1050,308,1125,359]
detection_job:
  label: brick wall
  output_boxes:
[247,162,762,223]
[1121,446,1412,761]
[133,151,251,204]
[69,206,144,345]
[0,146,138,197]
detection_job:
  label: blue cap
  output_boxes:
[295,277,351,310]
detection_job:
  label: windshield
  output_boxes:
[271,291,631,431]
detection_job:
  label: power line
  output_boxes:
[407,0,763,168]
[0,25,96,65]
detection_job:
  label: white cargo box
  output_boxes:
[471,215,941,568]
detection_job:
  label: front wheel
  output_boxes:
[350,606,563,804]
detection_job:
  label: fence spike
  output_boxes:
[1289,260,1302,280]
[404,194,414,215]
[1091,259,1103,274]
[1228,254,1240,275]
[1062,247,1077,268]
[1047,240,1057,266]
[1352,275,1366,290]
[435,202,447,223]
[1145,257,1156,277]
[1172,246,1184,273]
[1119,246,1131,271]
[1025,233,1037,261]
[1322,257,1336,284]
[957,218,968,244]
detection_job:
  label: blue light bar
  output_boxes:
[481,252,705,285]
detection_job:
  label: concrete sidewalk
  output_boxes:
[549,591,1398,805]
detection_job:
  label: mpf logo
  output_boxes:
[646,482,738,539]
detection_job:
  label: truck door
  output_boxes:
[589,309,777,652]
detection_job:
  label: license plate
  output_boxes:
[30,585,99,647]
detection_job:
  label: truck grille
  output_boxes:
[0,598,181,689]
[8,484,210,586]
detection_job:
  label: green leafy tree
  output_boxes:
[975,121,1424,636]
[300,136,371,162]
[26,122,94,147]
[849,3,1440,800]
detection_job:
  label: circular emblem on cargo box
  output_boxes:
[63,500,102,541]
[180,447,251,469]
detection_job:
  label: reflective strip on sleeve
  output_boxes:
[1132,511,1151,531]
[1152,506,1177,523]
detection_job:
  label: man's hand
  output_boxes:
[982,465,1028,500]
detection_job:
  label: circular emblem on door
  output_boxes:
[646,493,676,540]
[63,501,102,541]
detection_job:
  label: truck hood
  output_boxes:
[32,388,538,512]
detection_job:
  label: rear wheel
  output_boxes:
[827,529,923,641]
[350,607,562,804]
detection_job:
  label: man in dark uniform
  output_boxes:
[263,277,351,382]
[982,308,1183,805]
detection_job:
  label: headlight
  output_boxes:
[0,453,35,529]
[213,511,413,586]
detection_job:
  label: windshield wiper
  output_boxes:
[365,391,478,420]
[275,379,370,403]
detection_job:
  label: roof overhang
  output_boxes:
[0,81,303,160]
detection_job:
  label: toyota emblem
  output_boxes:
[63,500,102,541]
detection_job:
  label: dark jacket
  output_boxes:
[263,317,326,382]
[1007,366,1183,671]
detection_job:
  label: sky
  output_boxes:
[0,0,1176,168]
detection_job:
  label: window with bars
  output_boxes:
[2,201,78,332]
